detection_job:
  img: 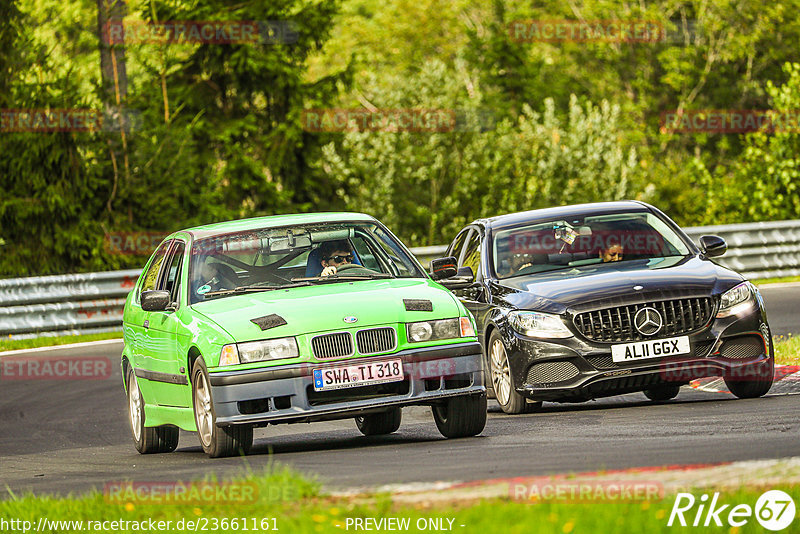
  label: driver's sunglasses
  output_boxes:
[327,254,353,263]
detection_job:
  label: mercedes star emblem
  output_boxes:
[634,307,663,336]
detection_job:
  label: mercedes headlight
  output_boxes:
[508,311,573,339]
[219,337,299,366]
[717,282,756,318]
[407,317,475,342]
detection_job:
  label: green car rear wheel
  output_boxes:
[355,408,402,436]
[127,366,179,454]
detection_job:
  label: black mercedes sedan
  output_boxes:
[430,201,774,414]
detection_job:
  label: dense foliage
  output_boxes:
[1,0,799,275]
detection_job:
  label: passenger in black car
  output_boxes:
[600,243,624,262]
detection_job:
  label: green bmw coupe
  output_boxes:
[122,213,486,457]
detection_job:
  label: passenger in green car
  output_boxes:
[192,258,239,297]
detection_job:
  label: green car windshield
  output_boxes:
[493,211,692,279]
[189,221,425,303]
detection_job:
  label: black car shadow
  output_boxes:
[486,388,748,415]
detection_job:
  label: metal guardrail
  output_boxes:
[1,221,799,339]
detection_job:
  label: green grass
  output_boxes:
[0,331,122,353]
[774,334,800,366]
[1,466,797,533]
[754,275,800,285]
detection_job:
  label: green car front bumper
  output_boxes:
[207,342,485,426]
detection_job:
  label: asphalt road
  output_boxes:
[759,283,799,338]
[1,285,798,498]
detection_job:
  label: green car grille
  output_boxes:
[311,327,398,359]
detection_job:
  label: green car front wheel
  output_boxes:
[191,358,253,458]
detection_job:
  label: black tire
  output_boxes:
[488,330,527,414]
[126,366,179,454]
[355,408,402,436]
[432,394,487,439]
[643,384,681,401]
[725,356,774,399]
[191,358,253,458]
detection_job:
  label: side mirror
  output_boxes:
[430,257,458,280]
[439,266,476,290]
[699,235,727,258]
[141,290,171,312]
[455,266,475,282]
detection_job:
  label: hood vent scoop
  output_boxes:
[251,314,288,331]
[404,299,433,312]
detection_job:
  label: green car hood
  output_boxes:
[190,278,461,342]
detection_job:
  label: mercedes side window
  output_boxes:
[138,240,172,302]
[461,230,482,277]
[448,229,469,260]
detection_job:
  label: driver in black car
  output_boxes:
[319,240,355,276]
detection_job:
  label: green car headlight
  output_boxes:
[508,311,573,339]
[717,282,755,318]
[407,318,474,342]
[219,337,299,366]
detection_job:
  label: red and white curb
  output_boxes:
[334,458,800,505]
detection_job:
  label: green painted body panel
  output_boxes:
[121,213,477,430]
[144,404,196,431]
[195,278,461,343]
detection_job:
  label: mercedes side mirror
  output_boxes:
[436,264,476,290]
[455,266,475,282]
[141,290,171,312]
[699,235,727,258]
[430,257,458,280]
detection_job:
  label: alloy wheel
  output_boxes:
[193,370,214,447]
[128,372,142,442]
[490,338,512,406]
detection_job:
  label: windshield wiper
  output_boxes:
[291,273,394,283]
[203,281,313,298]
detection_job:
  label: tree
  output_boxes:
[712,63,800,223]
[318,60,644,246]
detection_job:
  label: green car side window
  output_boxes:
[162,241,186,307]
[138,240,172,301]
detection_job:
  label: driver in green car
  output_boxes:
[319,240,355,276]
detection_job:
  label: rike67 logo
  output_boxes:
[668,490,796,531]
